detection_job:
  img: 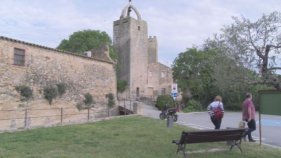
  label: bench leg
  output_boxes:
[182,144,188,158]
[176,144,188,158]
[237,144,242,153]
[229,140,242,153]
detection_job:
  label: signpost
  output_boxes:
[171,83,178,100]
[167,83,178,128]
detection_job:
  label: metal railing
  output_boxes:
[0,99,138,132]
[0,107,112,132]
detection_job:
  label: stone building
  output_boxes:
[0,1,173,109]
[113,1,173,100]
[0,36,116,110]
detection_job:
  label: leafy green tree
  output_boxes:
[57,29,117,61]
[172,46,258,109]
[106,93,115,108]
[117,80,127,93]
[76,93,95,110]
[56,83,67,97]
[15,85,33,101]
[203,42,259,106]
[57,30,111,54]
[212,12,281,90]
[106,93,115,116]
[43,86,58,105]
[172,48,216,106]
[84,93,94,108]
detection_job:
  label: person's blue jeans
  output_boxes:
[245,119,256,140]
[211,116,222,129]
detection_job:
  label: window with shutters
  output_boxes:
[14,48,25,66]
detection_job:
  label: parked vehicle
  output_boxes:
[159,107,178,122]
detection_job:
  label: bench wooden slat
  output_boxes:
[173,128,246,158]
[180,129,245,144]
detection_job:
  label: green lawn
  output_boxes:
[0,116,280,158]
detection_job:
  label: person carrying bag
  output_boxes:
[207,95,224,129]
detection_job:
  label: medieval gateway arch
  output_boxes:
[113,1,173,100]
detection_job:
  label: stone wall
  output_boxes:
[147,62,173,96]
[158,63,173,94]
[148,36,158,64]
[147,63,160,97]
[0,37,117,111]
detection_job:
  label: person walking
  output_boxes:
[207,95,224,129]
[242,92,256,142]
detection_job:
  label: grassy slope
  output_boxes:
[0,116,280,158]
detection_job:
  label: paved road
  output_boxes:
[138,103,281,148]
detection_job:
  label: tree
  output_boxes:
[84,93,95,108]
[57,29,111,54]
[172,48,216,106]
[57,29,117,61]
[117,80,127,93]
[56,83,67,97]
[106,93,115,116]
[217,12,281,90]
[15,85,33,101]
[172,47,258,109]
[43,86,58,105]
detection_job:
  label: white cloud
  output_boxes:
[0,0,280,64]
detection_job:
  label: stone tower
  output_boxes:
[113,1,148,99]
[148,36,158,64]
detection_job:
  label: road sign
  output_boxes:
[171,83,178,93]
[171,83,178,100]
[171,92,177,100]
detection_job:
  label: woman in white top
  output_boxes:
[207,95,224,129]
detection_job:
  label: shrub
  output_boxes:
[182,99,202,113]
[76,93,95,110]
[56,83,67,97]
[84,93,94,107]
[106,93,115,117]
[15,85,33,101]
[106,93,115,108]
[117,80,127,93]
[155,95,174,110]
[43,86,58,105]
[76,102,84,111]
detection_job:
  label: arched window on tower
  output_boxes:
[138,26,140,31]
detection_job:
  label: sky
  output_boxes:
[1,0,281,66]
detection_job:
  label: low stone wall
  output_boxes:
[0,100,119,132]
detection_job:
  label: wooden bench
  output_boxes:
[172,128,245,158]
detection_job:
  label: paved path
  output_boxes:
[138,103,281,148]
